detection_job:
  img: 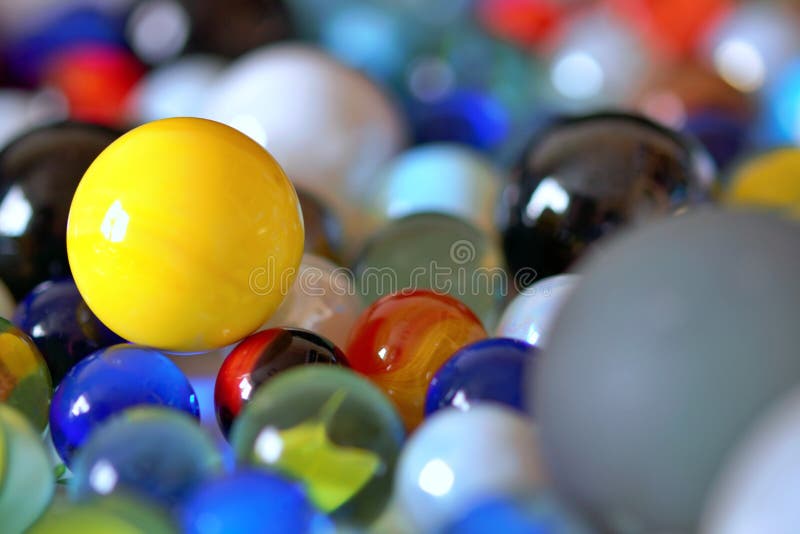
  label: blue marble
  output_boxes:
[425,338,537,416]
[409,89,510,151]
[320,1,414,83]
[49,344,200,465]
[441,494,595,534]
[13,278,125,385]
[179,469,332,534]
[763,60,800,146]
[683,110,749,173]
[4,6,125,84]
[69,407,221,505]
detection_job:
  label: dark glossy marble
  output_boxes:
[425,337,538,416]
[215,327,347,437]
[13,279,125,386]
[0,122,119,299]
[500,112,716,284]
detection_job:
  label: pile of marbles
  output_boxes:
[1,1,800,534]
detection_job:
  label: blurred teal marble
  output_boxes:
[354,213,505,327]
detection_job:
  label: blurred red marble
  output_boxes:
[606,0,732,58]
[44,44,144,126]
[475,0,568,49]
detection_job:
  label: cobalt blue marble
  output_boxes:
[4,6,125,85]
[425,338,537,416]
[409,89,510,151]
[441,494,594,534]
[13,279,125,386]
[49,344,200,465]
[69,407,222,506]
[179,469,332,534]
[683,110,749,173]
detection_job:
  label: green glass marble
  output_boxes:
[0,317,52,432]
[231,366,405,526]
[354,213,504,328]
[0,404,55,534]
[28,494,177,533]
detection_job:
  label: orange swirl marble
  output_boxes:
[346,290,487,429]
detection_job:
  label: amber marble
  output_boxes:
[346,290,487,429]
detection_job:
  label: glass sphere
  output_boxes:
[500,112,716,284]
[0,404,55,533]
[231,366,404,526]
[69,407,222,505]
[50,344,200,465]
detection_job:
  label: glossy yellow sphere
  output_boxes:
[726,148,800,218]
[67,118,304,353]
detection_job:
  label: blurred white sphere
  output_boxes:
[366,143,503,236]
[260,254,363,348]
[702,386,800,534]
[533,210,800,532]
[703,3,800,94]
[203,43,407,254]
[126,0,190,65]
[546,8,649,109]
[0,89,67,151]
[128,54,225,123]
[496,274,579,347]
[395,404,545,532]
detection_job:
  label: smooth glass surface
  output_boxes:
[0,317,51,432]
[395,405,544,532]
[425,337,537,416]
[0,404,55,534]
[231,366,404,526]
[215,327,348,436]
[67,117,304,352]
[495,274,579,347]
[346,289,487,429]
[69,407,222,505]
[0,122,118,299]
[14,278,124,385]
[179,470,331,534]
[354,213,504,327]
[50,344,200,465]
[500,112,715,283]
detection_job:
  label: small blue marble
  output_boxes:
[13,278,125,385]
[409,89,510,151]
[683,110,749,174]
[69,407,222,505]
[49,344,200,465]
[441,494,595,534]
[425,337,537,416]
[4,6,125,84]
[179,469,333,534]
